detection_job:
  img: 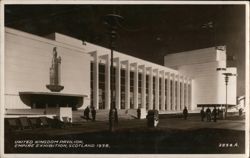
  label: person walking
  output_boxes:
[114,107,118,125]
[84,106,90,121]
[91,106,96,121]
[217,108,221,119]
[212,106,217,122]
[206,107,211,122]
[183,106,188,120]
[137,108,141,119]
[239,108,243,117]
[200,107,205,121]
[109,108,116,131]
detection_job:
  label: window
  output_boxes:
[180,82,182,108]
[146,75,149,109]
[175,81,178,109]
[99,64,106,109]
[130,71,134,109]
[90,62,93,107]
[165,79,168,110]
[120,69,126,109]
[159,78,162,110]
[170,80,173,110]
[153,76,155,109]
[138,73,142,108]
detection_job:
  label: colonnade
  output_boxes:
[91,52,192,111]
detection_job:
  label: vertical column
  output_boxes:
[104,54,110,109]
[141,65,146,108]
[188,79,192,110]
[114,58,121,109]
[148,67,153,110]
[185,77,189,109]
[160,70,165,111]
[176,75,181,111]
[155,69,159,110]
[140,65,146,109]
[93,52,99,109]
[132,63,138,109]
[167,72,171,111]
[181,76,185,110]
[124,60,130,109]
[172,74,176,111]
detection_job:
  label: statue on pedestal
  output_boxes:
[46,47,64,92]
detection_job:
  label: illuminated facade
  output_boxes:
[4,27,237,112]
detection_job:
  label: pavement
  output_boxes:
[12,115,245,136]
[158,116,245,131]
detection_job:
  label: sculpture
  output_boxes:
[46,47,64,92]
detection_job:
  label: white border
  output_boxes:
[0,1,5,158]
[0,0,249,5]
[0,1,249,158]
[0,154,248,158]
[245,2,249,158]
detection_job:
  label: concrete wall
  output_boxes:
[164,46,237,110]
[5,28,91,109]
[224,67,237,105]
[85,42,179,75]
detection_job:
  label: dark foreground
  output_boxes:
[5,121,245,154]
[5,128,245,154]
[5,116,245,154]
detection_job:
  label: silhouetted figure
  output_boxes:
[239,108,243,117]
[84,106,90,121]
[183,106,188,120]
[109,108,116,131]
[217,108,220,119]
[206,107,212,122]
[212,106,217,122]
[222,109,226,119]
[91,106,96,121]
[114,107,118,124]
[137,108,141,119]
[200,107,205,121]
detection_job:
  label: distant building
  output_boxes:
[237,95,245,110]
[4,27,237,113]
[164,46,237,110]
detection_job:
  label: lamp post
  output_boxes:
[216,68,236,118]
[103,14,124,131]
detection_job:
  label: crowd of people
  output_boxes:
[200,107,218,122]
[83,105,119,131]
[83,106,96,121]
[83,106,118,124]
[183,106,221,122]
[83,105,236,123]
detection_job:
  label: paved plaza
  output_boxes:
[13,115,244,136]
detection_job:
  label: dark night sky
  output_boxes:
[4,4,246,96]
